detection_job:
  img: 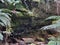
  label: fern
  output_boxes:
[41,16,60,31]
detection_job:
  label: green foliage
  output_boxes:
[41,16,60,30]
[45,16,60,21]
[0,0,43,35]
[0,0,26,9]
[0,12,11,27]
[0,1,33,21]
